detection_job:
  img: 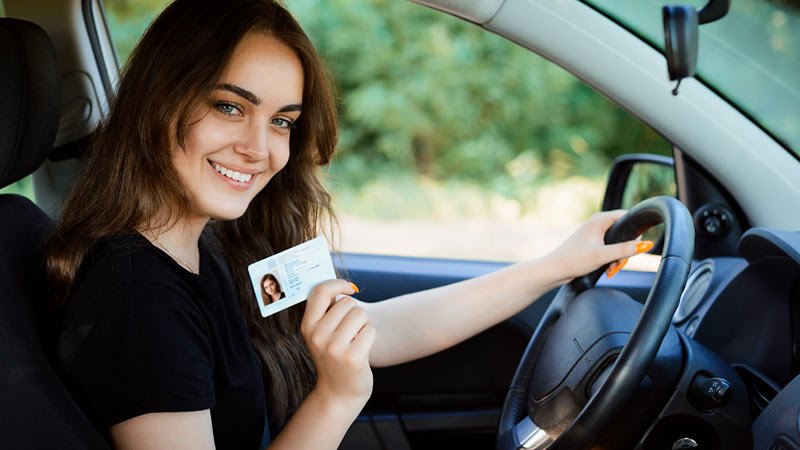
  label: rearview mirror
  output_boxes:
[662,0,731,94]
[663,6,698,84]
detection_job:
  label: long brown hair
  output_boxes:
[47,0,338,428]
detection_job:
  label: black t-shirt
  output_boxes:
[57,232,268,449]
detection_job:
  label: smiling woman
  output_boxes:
[48,0,345,447]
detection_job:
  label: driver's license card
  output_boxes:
[247,236,336,318]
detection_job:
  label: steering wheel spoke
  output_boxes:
[514,417,553,450]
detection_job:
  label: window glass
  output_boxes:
[104,0,672,266]
[104,0,171,63]
[0,176,34,199]
[585,0,800,159]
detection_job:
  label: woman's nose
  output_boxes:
[234,122,269,160]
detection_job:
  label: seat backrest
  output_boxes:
[0,18,108,449]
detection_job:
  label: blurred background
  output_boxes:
[1,0,674,262]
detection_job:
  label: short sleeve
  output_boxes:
[67,280,215,426]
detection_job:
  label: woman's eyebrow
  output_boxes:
[278,104,302,113]
[216,83,261,105]
[215,83,301,112]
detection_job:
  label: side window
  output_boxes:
[0,177,33,199]
[103,1,672,265]
[289,1,672,263]
[104,0,171,63]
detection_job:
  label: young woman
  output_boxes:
[47,0,649,448]
[261,273,285,304]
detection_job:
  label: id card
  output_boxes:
[247,236,337,318]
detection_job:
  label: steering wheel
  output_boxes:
[496,196,694,450]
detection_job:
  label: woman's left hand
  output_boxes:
[547,210,653,282]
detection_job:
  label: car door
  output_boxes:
[339,253,658,450]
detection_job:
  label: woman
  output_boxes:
[47,0,649,448]
[261,273,285,305]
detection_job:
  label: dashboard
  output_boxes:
[672,228,800,449]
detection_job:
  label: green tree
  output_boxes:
[288,0,671,192]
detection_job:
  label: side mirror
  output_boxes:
[603,154,677,251]
[603,154,676,212]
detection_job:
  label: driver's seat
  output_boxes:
[0,17,107,448]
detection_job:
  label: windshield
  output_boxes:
[585,0,800,157]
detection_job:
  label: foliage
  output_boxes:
[103,0,170,64]
[622,163,677,209]
[287,0,671,195]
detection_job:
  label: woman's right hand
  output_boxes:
[301,279,376,408]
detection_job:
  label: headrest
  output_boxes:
[0,18,61,189]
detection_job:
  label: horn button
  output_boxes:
[528,288,682,434]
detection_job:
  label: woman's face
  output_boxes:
[263,278,278,296]
[172,33,304,221]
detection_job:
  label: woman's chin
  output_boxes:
[209,205,249,222]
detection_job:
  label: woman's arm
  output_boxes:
[109,394,366,450]
[362,210,649,368]
[110,280,373,450]
[110,410,215,449]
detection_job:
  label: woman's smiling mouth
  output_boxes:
[209,160,259,184]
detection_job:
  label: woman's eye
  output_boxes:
[215,102,242,116]
[272,117,294,130]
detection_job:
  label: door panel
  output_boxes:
[337,253,656,450]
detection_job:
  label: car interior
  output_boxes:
[2,0,799,449]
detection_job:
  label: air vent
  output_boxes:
[673,260,714,323]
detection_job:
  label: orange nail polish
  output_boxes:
[350,282,360,294]
[636,241,654,254]
[606,258,628,279]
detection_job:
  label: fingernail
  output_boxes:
[350,282,360,294]
[636,241,654,254]
[606,258,628,279]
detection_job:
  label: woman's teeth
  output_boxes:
[213,163,253,183]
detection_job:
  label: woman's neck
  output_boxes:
[140,215,209,274]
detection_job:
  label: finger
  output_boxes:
[329,306,370,350]
[594,209,628,225]
[604,240,639,261]
[603,239,653,262]
[311,296,359,342]
[606,258,629,278]
[302,279,357,330]
[635,240,654,254]
[350,324,377,361]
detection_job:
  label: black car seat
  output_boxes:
[0,18,108,449]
